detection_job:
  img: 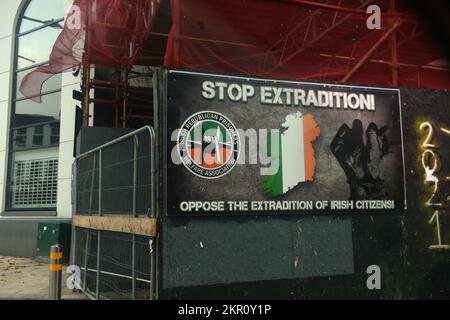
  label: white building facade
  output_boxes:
[0,0,79,256]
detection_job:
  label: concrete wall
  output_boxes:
[0,220,38,257]
[0,0,77,256]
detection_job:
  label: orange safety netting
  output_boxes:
[20,0,161,103]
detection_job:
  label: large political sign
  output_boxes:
[160,69,406,216]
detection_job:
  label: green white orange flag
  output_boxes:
[263,112,321,197]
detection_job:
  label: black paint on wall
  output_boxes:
[156,71,450,299]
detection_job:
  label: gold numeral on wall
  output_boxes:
[420,122,436,148]
[419,122,450,251]
[428,210,450,250]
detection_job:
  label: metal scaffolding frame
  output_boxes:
[167,0,448,87]
[263,0,376,74]
[81,0,153,129]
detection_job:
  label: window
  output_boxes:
[14,128,27,149]
[32,126,43,146]
[50,123,60,145]
[6,0,65,211]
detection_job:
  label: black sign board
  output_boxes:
[160,69,406,216]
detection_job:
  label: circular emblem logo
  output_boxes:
[177,111,240,179]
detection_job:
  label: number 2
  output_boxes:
[420,122,435,148]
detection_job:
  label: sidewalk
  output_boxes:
[0,256,87,300]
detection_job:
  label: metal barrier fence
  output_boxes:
[71,126,157,300]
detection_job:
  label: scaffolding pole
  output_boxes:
[341,19,402,83]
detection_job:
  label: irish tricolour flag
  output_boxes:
[263,112,321,197]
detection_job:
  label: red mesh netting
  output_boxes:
[20,0,161,103]
[164,0,450,90]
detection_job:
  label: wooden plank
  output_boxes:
[73,215,157,237]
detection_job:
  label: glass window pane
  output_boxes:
[15,129,27,148]
[12,92,61,129]
[11,92,61,151]
[33,125,44,147]
[34,126,43,134]
[33,134,43,146]
[12,124,60,151]
[7,0,64,212]
[15,69,62,99]
[19,0,65,34]
[50,123,60,145]
[17,26,63,69]
[12,122,60,151]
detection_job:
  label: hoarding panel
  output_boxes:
[164,69,406,216]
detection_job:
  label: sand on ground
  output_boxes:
[0,256,87,300]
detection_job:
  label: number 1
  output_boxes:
[428,211,450,250]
